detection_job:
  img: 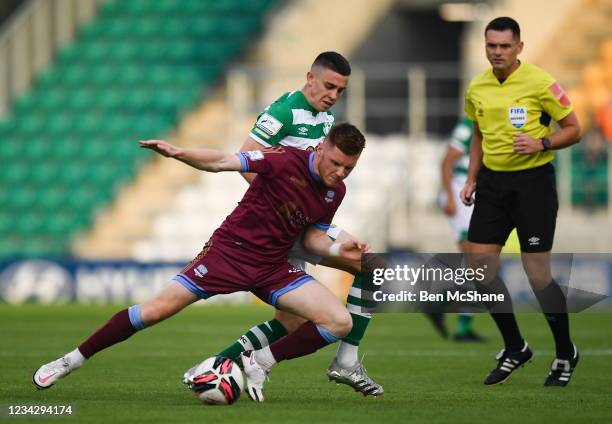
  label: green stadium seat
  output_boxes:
[43,213,74,238]
[79,20,106,41]
[1,163,29,186]
[37,188,68,210]
[14,115,46,136]
[37,89,66,111]
[45,115,73,136]
[36,68,63,88]
[72,114,104,136]
[11,187,38,211]
[79,41,111,63]
[23,138,52,161]
[98,0,125,18]
[12,92,38,114]
[0,136,24,161]
[49,137,82,161]
[15,212,45,236]
[97,90,125,111]
[30,162,60,185]
[61,66,91,87]
[0,211,12,234]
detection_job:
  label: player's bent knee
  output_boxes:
[327,309,352,338]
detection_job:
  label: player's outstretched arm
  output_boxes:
[238,136,264,184]
[139,140,241,172]
[302,226,368,262]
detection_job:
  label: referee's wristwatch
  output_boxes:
[540,137,552,151]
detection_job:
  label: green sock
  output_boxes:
[217,319,288,362]
[455,314,473,336]
[342,273,374,345]
[343,313,371,345]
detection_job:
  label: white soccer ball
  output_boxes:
[189,356,244,405]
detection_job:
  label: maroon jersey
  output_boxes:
[212,147,345,265]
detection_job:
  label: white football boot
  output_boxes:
[33,356,80,389]
[326,358,384,396]
[240,351,268,402]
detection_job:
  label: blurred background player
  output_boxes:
[430,116,486,342]
[212,51,383,396]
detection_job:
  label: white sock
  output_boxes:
[335,342,359,368]
[64,348,86,369]
[254,346,277,371]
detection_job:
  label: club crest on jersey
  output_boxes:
[325,190,335,203]
[508,106,527,128]
[323,121,333,135]
[194,264,208,278]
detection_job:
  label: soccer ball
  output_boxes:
[189,356,244,405]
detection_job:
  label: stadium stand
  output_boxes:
[533,0,612,207]
[75,0,395,259]
[0,0,277,258]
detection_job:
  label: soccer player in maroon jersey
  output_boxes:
[33,123,367,402]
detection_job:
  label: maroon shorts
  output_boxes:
[173,238,314,307]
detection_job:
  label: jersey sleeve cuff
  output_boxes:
[312,222,331,231]
[248,132,273,147]
[236,153,249,172]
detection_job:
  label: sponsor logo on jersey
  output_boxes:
[549,82,570,106]
[508,106,527,128]
[288,267,302,274]
[325,190,335,203]
[194,264,208,278]
[290,176,307,188]
[278,201,311,229]
[256,113,283,136]
[245,150,264,161]
[297,126,309,136]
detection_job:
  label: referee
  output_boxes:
[460,17,581,386]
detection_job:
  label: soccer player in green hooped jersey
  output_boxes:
[214,51,384,396]
[436,117,485,342]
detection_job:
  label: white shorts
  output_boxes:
[440,175,473,242]
[288,225,343,270]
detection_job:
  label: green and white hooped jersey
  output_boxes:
[449,117,473,176]
[249,90,334,150]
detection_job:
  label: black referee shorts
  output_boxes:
[468,162,558,253]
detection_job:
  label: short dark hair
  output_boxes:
[327,122,365,156]
[485,17,520,40]
[312,51,351,76]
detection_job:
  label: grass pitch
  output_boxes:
[1,304,610,424]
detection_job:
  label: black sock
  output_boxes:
[479,276,524,352]
[533,280,573,359]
